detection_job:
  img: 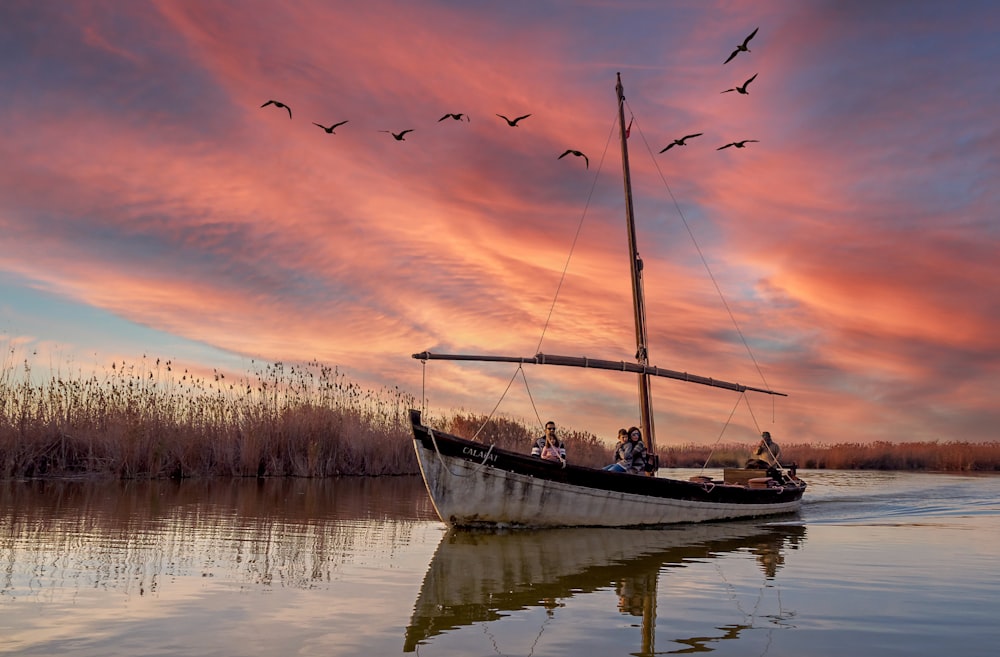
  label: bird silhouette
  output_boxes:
[380,129,414,141]
[497,113,531,126]
[722,73,758,95]
[724,27,759,64]
[558,149,589,169]
[659,133,703,152]
[313,120,349,134]
[261,100,292,119]
[717,139,759,150]
[438,113,469,122]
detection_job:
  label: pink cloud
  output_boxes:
[1,1,997,446]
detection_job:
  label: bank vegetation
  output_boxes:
[2,355,998,479]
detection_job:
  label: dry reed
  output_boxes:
[663,441,1000,472]
[2,350,998,478]
[0,354,417,478]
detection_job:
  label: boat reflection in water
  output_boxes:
[404,521,805,654]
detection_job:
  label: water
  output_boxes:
[1,470,998,657]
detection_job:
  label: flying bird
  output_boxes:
[260,100,292,119]
[659,133,703,152]
[497,113,531,126]
[717,139,759,150]
[438,113,469,122]
[380,129,414,141]
[313,120,349,134]
[721,73,758,95]
[558,149,589,169]
[724,27,759,64]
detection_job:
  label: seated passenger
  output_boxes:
[624,427,647,474]
[532,421,566,460]
[605,426,646,474]
[603,428,630,472]
[746,431,781,469]
[540,432,564,462]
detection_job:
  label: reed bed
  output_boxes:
[781,441,1000,472]
[0,355,418,479]
[663,441,1000,472]
[2,351,998,478]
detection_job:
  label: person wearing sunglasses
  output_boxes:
[531,422,566,461]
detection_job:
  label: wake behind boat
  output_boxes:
[410,74,806,528]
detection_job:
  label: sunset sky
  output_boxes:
[2,1,998,447]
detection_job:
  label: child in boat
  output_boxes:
[603,428,630,471]
[540,433,564,462]
[604,427,646,474]
[532,421,566,460]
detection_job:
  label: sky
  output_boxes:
[2,0,998,447]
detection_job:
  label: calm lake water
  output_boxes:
[2,470,998,657]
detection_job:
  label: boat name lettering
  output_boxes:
[462,446,498,462]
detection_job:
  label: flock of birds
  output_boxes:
[260,27,762,169]
[660,27,761,153]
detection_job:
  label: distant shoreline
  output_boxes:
[5,433,999,480]
[4,358,998,479]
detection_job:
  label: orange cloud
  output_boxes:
[1,1,997,446]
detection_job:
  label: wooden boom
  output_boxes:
[412,351,787,397]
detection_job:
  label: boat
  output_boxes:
[409,73,806,528]
[404,521,806,653]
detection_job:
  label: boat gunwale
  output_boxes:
[410,409,805,506]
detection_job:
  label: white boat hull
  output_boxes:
[413,434,802,528]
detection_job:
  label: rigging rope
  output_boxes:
[533,113,619,355]
[421,355,547,443]
[420,358,427,416]
[519,366,545,431]
[699,392,745,472]
[422,103,781,446]
[624,100,773,396]
[428,426,496,477]
[470,365,524,440]
[698,392,787,472]
[741,392,763,436]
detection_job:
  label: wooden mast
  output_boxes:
[616,72,656,458]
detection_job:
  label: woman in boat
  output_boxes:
[605,427,646,474]
[623,427,647,474]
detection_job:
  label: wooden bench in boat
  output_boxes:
[722,468,771,485]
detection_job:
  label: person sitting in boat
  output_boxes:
[746,431,781,469]
[624,427,647,474]
[605,427,646,474]
[540,430,565,463]
[531,421,566,460]
[602,428,630,471]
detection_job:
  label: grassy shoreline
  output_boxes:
[2,355,998,478]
